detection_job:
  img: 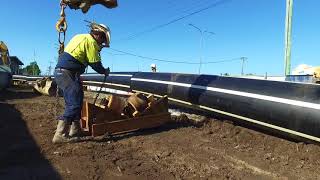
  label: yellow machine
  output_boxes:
[0,41,10,66]
[0,41,12,89]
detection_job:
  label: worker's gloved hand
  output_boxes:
[104,67,110,76]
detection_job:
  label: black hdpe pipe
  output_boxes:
[13,72,320,143]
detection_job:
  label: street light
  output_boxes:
[240,57,248,76]
[188,23,215,74]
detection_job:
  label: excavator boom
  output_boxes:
[0,41,10,66]
[0,41,12,89]
[63,0,117,13]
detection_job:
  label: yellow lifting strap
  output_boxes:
[55,5,67,33]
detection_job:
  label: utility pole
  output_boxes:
[188,23,215,74]
[241,57,248,76]
[48,61,53,75]
[284,0,293,76]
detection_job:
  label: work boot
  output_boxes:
[69,121,82,137]
[52,120,79,144]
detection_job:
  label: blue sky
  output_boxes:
[1,0,319,76]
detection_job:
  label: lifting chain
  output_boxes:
[56,0,68,55]
[55,0,68,119]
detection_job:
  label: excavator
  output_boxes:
[0,41,12,90]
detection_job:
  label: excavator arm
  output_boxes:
[63,0,117,13]
[0,41,10,66]
[0,41,12,89]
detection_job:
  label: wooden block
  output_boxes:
[91,112,171,136]
[81,101,125,133]
[139,95,168,116]
[107,95,125,115]
[80,102,92,133]
[87,102,121,123]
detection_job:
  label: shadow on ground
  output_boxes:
[0,87,40,101]
[0,102,61,179]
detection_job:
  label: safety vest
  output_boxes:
[65,34,101,65]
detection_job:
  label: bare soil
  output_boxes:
[1,86,320,180]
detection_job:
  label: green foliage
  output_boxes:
[22,61,41,75]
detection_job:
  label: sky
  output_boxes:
[1,0,320,76]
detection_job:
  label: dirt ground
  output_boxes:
[1,86,320,180]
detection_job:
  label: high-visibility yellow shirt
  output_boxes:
[64,34,101,65]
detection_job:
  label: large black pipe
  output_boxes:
[131,72,320,142]
[13,72,320,142]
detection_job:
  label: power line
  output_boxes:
[109,48,243,65]
[174,0,216,16]
[116,0,232,42]
[160,0,214,19]
[204,57,244,64]
[119,0,210,28]
[110,48,199,64]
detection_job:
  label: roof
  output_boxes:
[9,56,24,65]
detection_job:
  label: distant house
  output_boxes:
[9,56,24,75]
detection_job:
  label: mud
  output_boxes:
[1,86,320,180]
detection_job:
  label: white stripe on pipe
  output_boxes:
[12,75,27,78]
[27,77,43,79]
[82,74,133,77]
[131,78,320,110]
[133,90,320,143]
[14,74,133,78]
[82,81,130,88]
[87,85,131,95]
[12,79,27,81]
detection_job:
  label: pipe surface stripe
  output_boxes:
[82,81,130,88]
[13,76,42,79]
[82,74,133,77]
[131,78,320,110]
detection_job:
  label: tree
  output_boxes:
[22,61,41,75]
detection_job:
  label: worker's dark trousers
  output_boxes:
[54,69,83,124]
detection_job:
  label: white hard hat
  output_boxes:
[151,64,156,68]
[91,23,111,47]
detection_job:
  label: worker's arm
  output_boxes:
[89,61,109,75]
[85,38,109,75]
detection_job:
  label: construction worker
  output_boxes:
[52,23,111,143]
[151,64,157,72]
